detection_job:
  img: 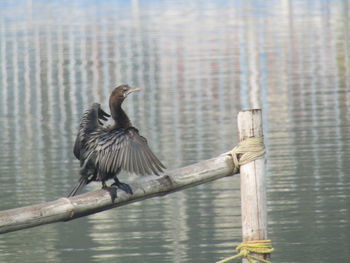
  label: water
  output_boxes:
[0,1,349,262]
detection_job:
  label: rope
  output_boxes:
[229,137,265,173]
[216,240,274,263]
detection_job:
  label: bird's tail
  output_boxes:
[67,177,88,197]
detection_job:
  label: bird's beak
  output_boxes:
[125,87,141,96]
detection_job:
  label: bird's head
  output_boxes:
[109,84,141,106]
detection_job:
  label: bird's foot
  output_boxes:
[102,185,118,203]
[111,181,133,195]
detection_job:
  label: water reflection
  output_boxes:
[0,0,350,262]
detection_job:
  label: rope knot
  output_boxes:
[230,137,265,173]
[238,246,250,258]
[216,240,273,263]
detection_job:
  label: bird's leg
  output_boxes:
[101,180,117,203]
[111,177,133,195]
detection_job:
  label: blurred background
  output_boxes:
[0,0,349,262]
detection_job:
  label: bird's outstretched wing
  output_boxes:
[93,127,166,176]
[73,103,110,160]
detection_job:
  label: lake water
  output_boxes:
[0,1,349,262]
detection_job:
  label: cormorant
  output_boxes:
[68,84,165,200]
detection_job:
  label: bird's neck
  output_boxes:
[110,103,132,129]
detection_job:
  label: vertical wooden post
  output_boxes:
[237,109,269,262]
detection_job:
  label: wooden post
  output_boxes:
[237,109,269,262]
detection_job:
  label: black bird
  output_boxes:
[68,84,166,200]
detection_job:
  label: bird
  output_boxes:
[68,84,166,201]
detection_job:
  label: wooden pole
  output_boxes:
[0,154,236,234]
[237,109,269,262]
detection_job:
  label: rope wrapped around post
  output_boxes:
[229,137,266,173]
[216,240,274,263]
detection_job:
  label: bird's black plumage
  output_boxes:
[68,85,165,198]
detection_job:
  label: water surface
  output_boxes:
[0,1,349,263]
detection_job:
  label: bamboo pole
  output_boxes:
[238,109,269,262]
[0,154,236,234]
